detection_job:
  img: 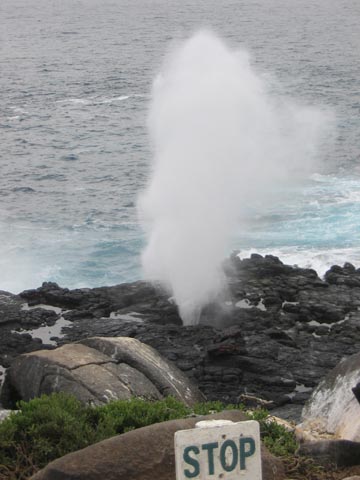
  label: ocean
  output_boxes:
[1,0,359,293]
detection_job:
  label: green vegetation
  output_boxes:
[0,393,303,479]
[0,394,191,479]
[249,408,297,457]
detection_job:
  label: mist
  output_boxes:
[138,31,332,325]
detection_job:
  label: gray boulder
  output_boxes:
[298,352,360,442]
[5,337,204,406]
[81,336,205,406]
[0,408,12,422]
[31,410,285,480]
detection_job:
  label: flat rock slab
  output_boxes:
[4,338,203,406]
[31,410,285,480]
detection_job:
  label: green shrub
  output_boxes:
[193,400,240,415]
[248,408,297,457]
[88,395,191,436]
[0,393,298,480]
[0,394,194,478]
[0,394,97,472]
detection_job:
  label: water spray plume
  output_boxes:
[139,31,331,325]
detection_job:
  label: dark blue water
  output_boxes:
[1,0,359,292]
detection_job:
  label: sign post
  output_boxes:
[175,419,262,479]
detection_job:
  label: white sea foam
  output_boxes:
[55,94,146,106]
[139,31,332,325]
[64,98,89,104]
[98,95,130,104]
[9,106,29,114]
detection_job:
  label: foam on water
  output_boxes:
[1,0,359,293]
[236,172,360,276]
[0,220,143,293]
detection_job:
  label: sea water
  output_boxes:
[1,0,359,292]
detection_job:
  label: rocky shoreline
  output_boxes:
[1,254,360,420]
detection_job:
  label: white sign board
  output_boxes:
[175,420,262,480]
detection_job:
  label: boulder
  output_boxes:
[298,352,360,442]
[298,439,360,467]
[0,408,12,422]
[31,410,285,480]
[81,336,205,406]
[4,338,203,407]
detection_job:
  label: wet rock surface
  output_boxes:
[1,254,360,418]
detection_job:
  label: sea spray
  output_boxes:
[139,31,332,325]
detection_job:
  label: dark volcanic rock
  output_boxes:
[0,291,24,325]
[20,281,177,321]
[1,254,360,417]
[325,263,360,287]
[298,440,360,467]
